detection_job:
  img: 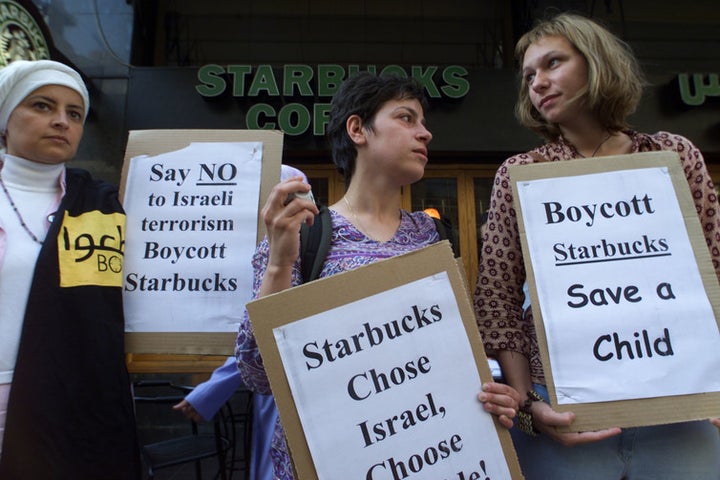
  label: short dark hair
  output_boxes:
[326,72,428,186]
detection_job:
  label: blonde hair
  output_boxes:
[515,13,645,140]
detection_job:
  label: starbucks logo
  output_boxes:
[0,0,49,66]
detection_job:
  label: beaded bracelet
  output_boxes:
[517,390,544,436]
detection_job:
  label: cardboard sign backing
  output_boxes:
[247,241,523,479]
[509,151,720,431]
[120,129,282,354]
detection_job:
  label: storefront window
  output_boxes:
[411,177,459,246]
[306,176,329,206]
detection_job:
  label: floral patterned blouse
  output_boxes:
[473,131,720,385]
[236,209,439,480]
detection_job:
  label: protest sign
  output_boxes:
[121,129,282,354]
[247,241,523,480]
[510,151,720,431]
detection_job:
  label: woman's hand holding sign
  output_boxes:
[530,401,622,446]
[477,382,521,429]
[259,177,317,297]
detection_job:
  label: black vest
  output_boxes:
[0,168,140,480]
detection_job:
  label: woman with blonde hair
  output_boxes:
[475,12,720,480]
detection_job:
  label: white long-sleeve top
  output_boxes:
[0,154,63,385]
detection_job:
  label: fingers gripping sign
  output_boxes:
[259,177,319,294]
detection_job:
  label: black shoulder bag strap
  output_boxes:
[300,207,457,283]
[433,216,459,257]
[299,205,332,283]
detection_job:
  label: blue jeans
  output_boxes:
[510,384,720,480]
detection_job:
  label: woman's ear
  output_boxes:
[346,114,366,145]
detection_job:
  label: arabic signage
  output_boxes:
[58,211,125,288]
[677,73,720,106]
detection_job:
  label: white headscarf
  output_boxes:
[0,59,90,134]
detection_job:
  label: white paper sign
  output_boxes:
[273,272,512,480]
[122,142,261,332]
[517,167,720,404]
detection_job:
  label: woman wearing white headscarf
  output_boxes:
[0,60,140,479]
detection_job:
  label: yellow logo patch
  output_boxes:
[57,210,126,287]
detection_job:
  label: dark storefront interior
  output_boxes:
[119,0,720,285]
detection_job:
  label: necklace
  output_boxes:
[343,196,379,241]
[578,132,612,158]
[0,173,44,244]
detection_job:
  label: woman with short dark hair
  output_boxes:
[237,72,521,479]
